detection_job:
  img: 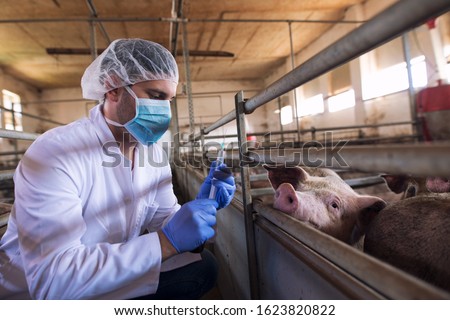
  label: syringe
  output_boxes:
[209,147,225,200]
[191,145,225,254]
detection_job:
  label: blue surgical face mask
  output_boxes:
[105,86,172,145]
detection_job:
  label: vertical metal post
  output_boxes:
[182,21,195,160]
[171,97,181,167]
[402,33,419,139]
[288,22,301,144]
[89,20,97,60]
[235,91,260,299]
[11,103,18,164]
[277,96,285,143]
[86,0,111,45]
[200,128,208,177]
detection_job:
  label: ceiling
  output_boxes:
[0,0,370,91]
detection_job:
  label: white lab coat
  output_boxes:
[0,105,184,299]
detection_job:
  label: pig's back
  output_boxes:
[364,194,450,292]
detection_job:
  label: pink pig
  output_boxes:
[263,165,386,245]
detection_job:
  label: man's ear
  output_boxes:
[105,88,120,102]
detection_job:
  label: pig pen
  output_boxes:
[173,0,450,299]
[173,150,450,299]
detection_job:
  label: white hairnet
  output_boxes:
[81,38,178,100]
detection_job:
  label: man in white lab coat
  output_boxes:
[0,39,235,299]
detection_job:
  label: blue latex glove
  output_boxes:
[197,161,236,209]
[162,199,218,253]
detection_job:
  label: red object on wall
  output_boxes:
[426,19,436,29]
[416,84,450,141]
[417,84,450,113]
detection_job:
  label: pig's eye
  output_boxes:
[331,202,339,209]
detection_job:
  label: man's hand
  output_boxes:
[197,161,236,209]
[162,199,218,253]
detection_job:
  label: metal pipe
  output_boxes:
[0,106,65,126]
[244,0,450,113]
[85,0,111,44]
[344,176,385,188]
[169,0,183,56]
[202,120,416,142]
[171,97,182,166]
[177,89,260,96]
[0,129,39,141]
[253,200,450,299]
[402,33,419,139]
[169,0,176,53]
[235,91,260,299]
[188,18,366,24]
[22,98,92,105]
[0,17,365,24]
[249,142,450,177]
[181,21,195,138]
[0,171,14,181]
[203,110,236,135]
[89,19,97,60]
[0,150,26,156]
[250,188,274,197]
[290,120,415,133]
[277,97,285,142]
[288,22,301,143]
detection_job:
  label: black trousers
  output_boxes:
[133,249,218,300]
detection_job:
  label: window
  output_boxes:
[297,94,324,116]
[280,105,293,125]
[328,89,356,112]
[329,64,351,95]
[2,89,23,131]
[362,55,428,100]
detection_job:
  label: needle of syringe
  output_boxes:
[209,148,224,199]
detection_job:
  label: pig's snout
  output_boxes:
[273,183,299,215]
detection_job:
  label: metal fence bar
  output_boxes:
[203,110,236,135]
[0,129,40,141]
[0,106,65,126]
[210,142,450,177]
[235,91,260,299]
[0,170,15,181]
[199,121,416,142]
[248,142,450,176]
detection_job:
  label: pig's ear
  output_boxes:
[426,177,450,193]
[350,196,386,245]
[263,165,307,190]
[380,174,410,194]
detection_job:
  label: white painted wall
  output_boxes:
[39,87,92,126]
